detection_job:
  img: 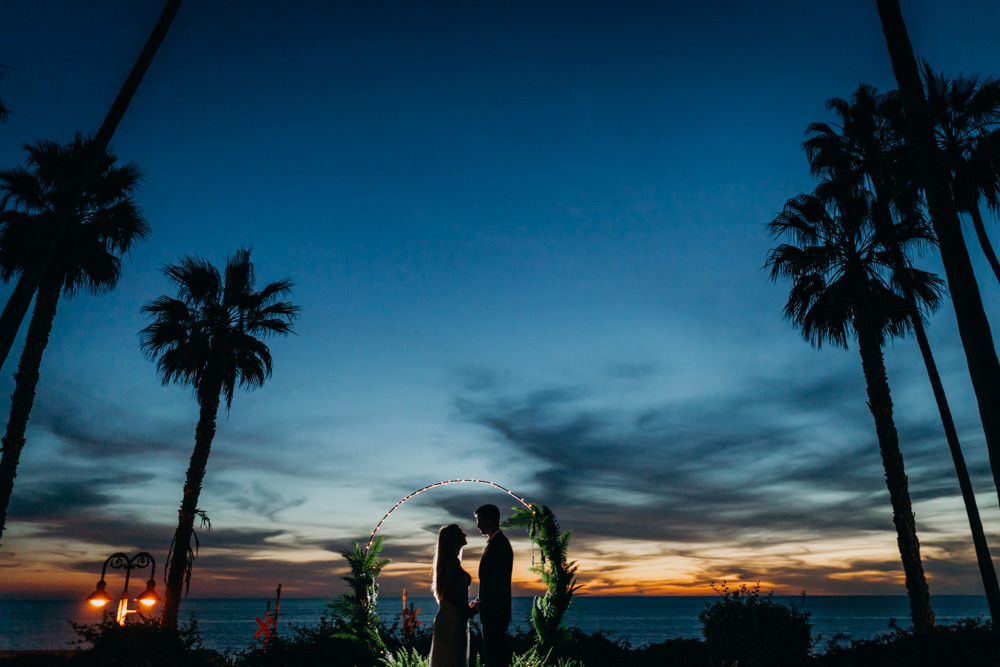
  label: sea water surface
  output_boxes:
[0,596,990,653]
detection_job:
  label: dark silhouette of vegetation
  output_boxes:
[767,188,935,632]
[0,0,180,375]
[925,63,1000,285]
[699,582,812,667]
[5,608,999,667]
[803,83,1000,621]
[876,0,1000,525]
[235,611,379,667]
[504,504,581,651]
[0,136,147,542]
[139,248,298,630]
[328,536,392,655]
[814,617,998,667]
[165,508,211,598]
[68,613,222,667]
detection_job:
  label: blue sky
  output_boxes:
[1,1,1000,603]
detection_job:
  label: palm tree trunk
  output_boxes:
[0,0,181,374]
[161,377,221,630]
[854,318,935,633]
[870,195,1000,620]
[0,275,62,542]
[876,0,1000,513]
[968,204,1000,285]
[911,311,1000,621]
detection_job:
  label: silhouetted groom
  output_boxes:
[471,503,512,667]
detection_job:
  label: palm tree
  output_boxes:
[805,85,1000,620]
[924,65,1000,285]
[0,136,147,541]
[0,0,180,374]
[875,0,1000,532]
[767,187,935,633]
[140,248,298,630]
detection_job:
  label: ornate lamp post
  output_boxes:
[86,552,161,625]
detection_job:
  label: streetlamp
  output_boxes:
[86,551,161,625]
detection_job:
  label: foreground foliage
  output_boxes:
[235,612,376,667]
[61,614,221,667]
[815,617,998,667]
[328,536,393,655]
[504,503,581,650]
[699,582,812,667]
[3,613,999,667]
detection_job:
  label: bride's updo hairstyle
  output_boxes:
[431,523,465,602]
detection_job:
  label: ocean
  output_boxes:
[0,596,990,653]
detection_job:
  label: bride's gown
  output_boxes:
[428,560,471,667]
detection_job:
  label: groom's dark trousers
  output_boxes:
[478,529,513,666]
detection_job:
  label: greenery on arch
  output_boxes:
[504,502,581,651]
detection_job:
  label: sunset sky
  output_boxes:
[1,1,1000,604]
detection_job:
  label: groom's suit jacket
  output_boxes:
[478,529,513,627]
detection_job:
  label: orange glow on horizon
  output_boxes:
[1,563,940,600]
[0,521,971,599]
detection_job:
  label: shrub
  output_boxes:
[380,647,428,667]
[68,614,223,667]
[510,646,583,667]
[698,582,812,667]
[813,617,1000,667]
[634,638,710,667]
[233,611,377,667]
[545,627,631,666]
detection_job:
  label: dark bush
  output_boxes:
[699,582,811,667]
[0,652,74,667]
[233,612,378,667]
[635,638,710,667]
[549,627,633,665]
[813,617,1000,667]
[68,615,223,667]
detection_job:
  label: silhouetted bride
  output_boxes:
[429,524,475,667]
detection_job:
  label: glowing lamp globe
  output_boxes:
[135,578,160,606]
[86,580,112,607]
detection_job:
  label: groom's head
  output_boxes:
[475,504,501,536]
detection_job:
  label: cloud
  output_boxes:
[450,361,978,565]
[7,480,120,521]
[25,379,192,459]
[212,480,309,521]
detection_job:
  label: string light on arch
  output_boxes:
[366,479,533,552]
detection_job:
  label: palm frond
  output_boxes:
[0,136,147,294]
[141,248,297,408]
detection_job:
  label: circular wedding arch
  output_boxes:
[365,478,533,551]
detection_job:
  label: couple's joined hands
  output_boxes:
[467,597,480,619]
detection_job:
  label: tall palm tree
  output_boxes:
[0,0,180,374]
[924,65,1000,285]
[805,85,1000,620]
[875,0,1000,533]
[767,187,935,633]
[0,136,147,541]
[140,248,298,630]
